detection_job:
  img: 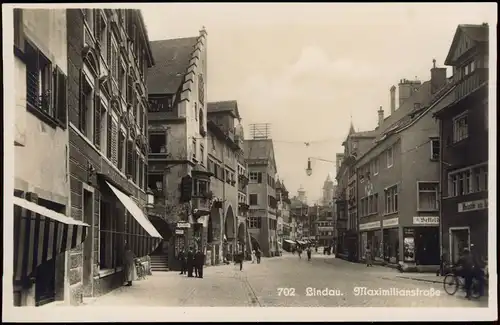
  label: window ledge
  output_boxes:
[417,209,439,213]
[26,103,66,130]
[383,211,399,217]
[430,158,439,162]
[95,266,123,279]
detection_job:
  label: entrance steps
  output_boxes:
[150,255,169,272]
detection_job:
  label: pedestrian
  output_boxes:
[194,248,204,278]
[457,247,485,299]
[178,249,186,275]
[186,246,195,277]
[255,249,261,264]
[251,250,256,263]
[315,246,318,253]
[238,251,244,271]
[307,246,312,261]
[123,243,137,286]
[365,245,373,267]
[297,246,302,259]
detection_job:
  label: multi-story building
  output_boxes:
[335,123,377,261]
[290,196,309,242]
[206,100,247,263]
[314,205,335,247]
[355,62,456,270]
[244,136,279,257]
[65,9,161,300]
[434,24,489,265]
[12,8,89,307]
[236,130,251,257]
[146,29,209,269]
[276,179,291,246]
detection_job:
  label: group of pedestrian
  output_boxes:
[251,249,261,264]
[178,247,205,279]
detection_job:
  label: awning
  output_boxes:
[284,239,296,244]
[106,181,163,257]
[13,196,89,282]
[296,240,306,245]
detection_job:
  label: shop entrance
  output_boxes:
[35,258,56,306]
[415,227,440,265]
[449,227,470,264]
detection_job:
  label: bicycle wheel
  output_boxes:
[443,274,459,295]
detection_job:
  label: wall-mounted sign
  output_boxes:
[175,229,184,235]
[458,199,488,213]
[177,222,191,229]
[383,217,399,228]
[318,226,334,231]
[359,221,381,231]
[413,216,439,225]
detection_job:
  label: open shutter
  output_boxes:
[106,113,112,159]
[78,70,86,133]
[55,67,67,127]
[126,140,133,177]
[111,121,118,165]
[118,132,124,171]
[144,162,148,190]
[127,74,133,104]
[94,93,101,147]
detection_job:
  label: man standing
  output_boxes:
[178,250,186,275]
[255,249,261,264]
[195,248,205,278]
[186,247,195,277]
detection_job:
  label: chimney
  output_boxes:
[430,59,447,94]
[390,86,396,114]
[378,106,384,126]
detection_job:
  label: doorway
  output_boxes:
[35,258,56,306]
[449,227,470,264]
[82,189,94,296]
[415,227,440,265]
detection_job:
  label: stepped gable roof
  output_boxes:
[207,100,240,119]
[148,36,199,94]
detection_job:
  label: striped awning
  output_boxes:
[105,181,163,257]
[13,196,90,282]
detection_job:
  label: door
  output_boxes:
[450,228,470,264]
[82,190,94,296]
[35,259,56,306]
[415,227,440,265]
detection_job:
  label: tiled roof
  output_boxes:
[147,37,199,95]
[207,100,240,119]
[460,24,489,43]
[243,139,274,160]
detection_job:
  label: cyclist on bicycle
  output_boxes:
[456,248,485,299]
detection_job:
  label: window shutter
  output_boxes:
[55,67,67,127]
[118,132,124,171]
[106,113,112,159]
[94,93,101,147]
[78,70,86,132]
[126,140,133,177]
[144,162,148,190]
[107,29,112,64]
[95,11,101,45]
[111,122,118,165]
[127,74,133,104]
[257,173,262,184]
[138,159,143,189]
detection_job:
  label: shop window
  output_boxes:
[417,182,438,211]
[149,133,167,153]
[249,194,258,206]
[452,112,468,143]
[99,200,121,270]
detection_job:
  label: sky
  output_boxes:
[140,3,495,203]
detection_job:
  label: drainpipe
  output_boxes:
[438,118,443,261]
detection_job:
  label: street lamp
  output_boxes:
[146,187,154,209]
[305,157,336,176]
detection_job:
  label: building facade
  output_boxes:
[435,24,489,265]
[355,62,457,269]
[276,179,292,246]
[66,8,161,299]
[13,8,90,307]
[314,206,335,247]
[244,139,279,257]
[206,100,247,263]
[146,29,210,269]
[322,174,335,206]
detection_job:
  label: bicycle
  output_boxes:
[135,258,147,280]
[443,268,481,298]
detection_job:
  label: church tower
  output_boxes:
[322,174,335,206]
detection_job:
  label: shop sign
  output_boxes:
[175,229,184,235]
[318,226,334,231]
[359,221,381,231]
[383,217,399,228]
[458,199,488,213]
[413,216,439,225]
[177,222,191,228]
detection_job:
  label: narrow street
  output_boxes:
[87,254,487,307]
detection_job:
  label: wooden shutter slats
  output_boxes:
[106,113,112,159]
[94,93,101,147]
[79,70,86,133]
[111,121,118,165]
[126,140,133,177]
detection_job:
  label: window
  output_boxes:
[99,200,123,270]
[198,74,205,106]
[149,133,167,153]
[97,12,107,61]
[249,194,258,205]
[430,138,440,160]
[110,120,118,165]
[119,63,126,99]
[138,159,144,190]
[193,179,209,197]
[248,217,260,229]
[384,185,398,214]
[110,38,119,84]
[453,113,468,143]
[249,172,262,183]
[118,131,125,172]
[194,103,198,121]
[192,138,197,160]
[462,60,475,77]
[133,151,139,184]
[361,193,378,217]
[372,158,379,175]
[25,41,67,126]
[449,165,487,196]
[418,182,438,211]
[80,72,94,139]
[200,144,204,165]
[97,101,108,151]
[386,147,394,168]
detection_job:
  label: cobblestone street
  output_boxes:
[88,254,488,307]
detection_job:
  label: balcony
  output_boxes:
[455,68,488,102]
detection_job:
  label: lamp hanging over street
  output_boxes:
[146,188,154,209]
[306,158,312,176]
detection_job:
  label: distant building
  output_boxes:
[434,24,489,265]
[322,174,335,206]
[297,185,307,204]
